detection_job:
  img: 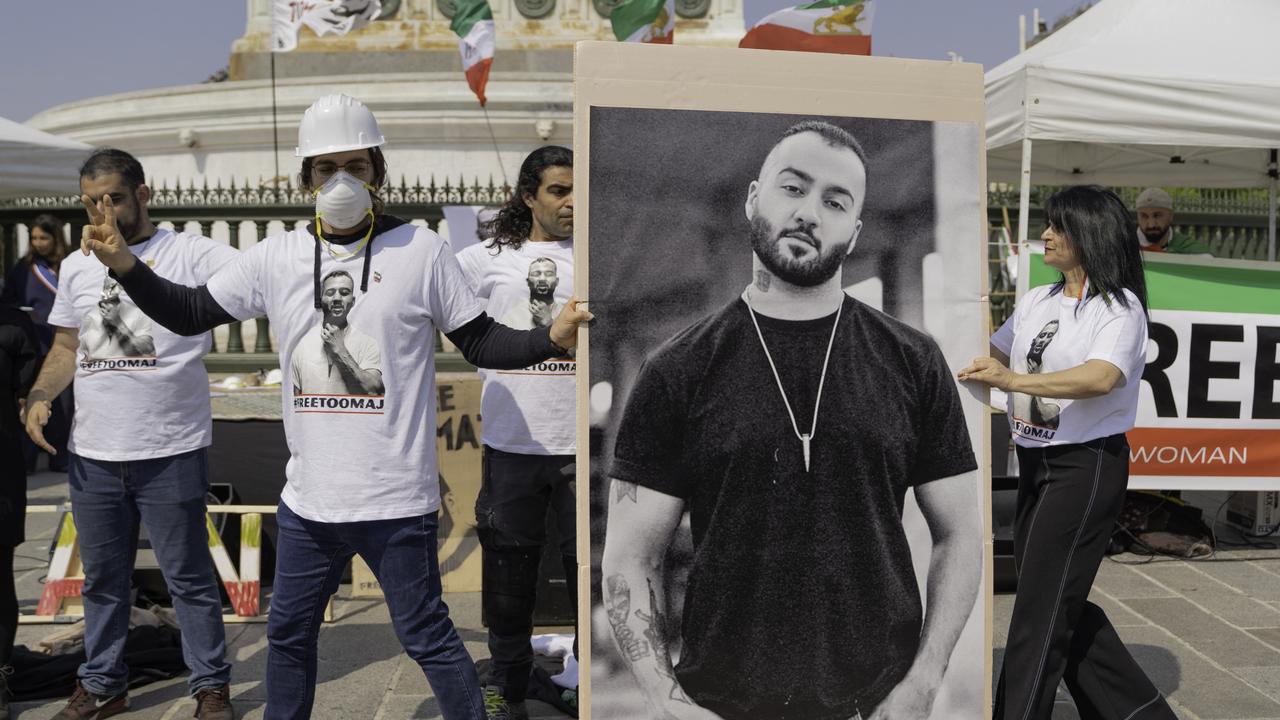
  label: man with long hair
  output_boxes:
[456,145,577,720]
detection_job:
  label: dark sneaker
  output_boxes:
[561,687,578,713]
[194,684,235,720]
[482,686,529,720]
[0,664,12,720]
[55,681,129,719]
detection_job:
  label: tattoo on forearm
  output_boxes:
[615,480,638,504]
[605,574,651,662]
[635,578,692,705]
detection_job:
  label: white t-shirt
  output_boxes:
[991,284,1148,447]
[207,221,484,523]
[47,229,239,461]
[456,240,575,455]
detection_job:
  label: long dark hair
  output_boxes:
[483,145,572,252]
[26,214,69,270]
[1044,185,1148,314]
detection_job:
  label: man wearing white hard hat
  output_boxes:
[25,149,239,720]
[76,94,593,720]
[1134,187,1213,256]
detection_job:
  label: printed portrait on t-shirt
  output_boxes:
[290,270,385,397]
[501,258,565,330]
[79,276,156,362]
[1017,319,1062,429]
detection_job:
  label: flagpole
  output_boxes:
[270,51,282,199]
[481,104,510,190]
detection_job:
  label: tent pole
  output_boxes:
[1270,149,1277,262]
[1017,136,1032,244]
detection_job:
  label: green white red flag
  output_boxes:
[611,0,675,43]
[451,0,496,106]
[739,0,873,55]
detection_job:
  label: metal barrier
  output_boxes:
[0,176,508,371]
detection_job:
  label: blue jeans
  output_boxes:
[68,449,231,695]
[266,502,484,720]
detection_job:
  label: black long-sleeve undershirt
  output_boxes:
[111,259,563,370]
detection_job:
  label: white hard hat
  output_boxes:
[295,94,386,158]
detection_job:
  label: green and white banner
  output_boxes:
[1020,251,1280,489]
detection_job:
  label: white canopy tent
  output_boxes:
[0,115,91,199]
[985,0,1280,260]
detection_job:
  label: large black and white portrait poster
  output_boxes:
[575,43,989,720]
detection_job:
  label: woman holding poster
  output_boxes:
[960,185,1176,720]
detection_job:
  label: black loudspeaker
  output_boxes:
[208,419,289,584]
[993,475,1019,593]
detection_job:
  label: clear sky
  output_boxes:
[0,0,1089,123]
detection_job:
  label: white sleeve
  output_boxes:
[47,261,79,329]
[1086,300,1148,386]
[990,315,1015,356]
[454,244,486,296]
[425,242,485,333]
[191,235,242,284]
[206,240,270,321]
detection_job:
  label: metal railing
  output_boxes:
[5,180,1275,354]
[0,176,511,371]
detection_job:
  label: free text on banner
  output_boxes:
[1024,252,1280,490]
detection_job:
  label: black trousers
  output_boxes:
[995,435,1176,720]
[477,447,577,701]
[0,545,14,667]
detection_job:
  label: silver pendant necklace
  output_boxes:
[745,290,843,473]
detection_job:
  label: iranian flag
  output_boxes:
[451,0,496,106]
[740,0,874,55]
[611,0,675,43]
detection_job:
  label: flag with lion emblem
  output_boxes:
[611,0,675,43]
[739,0,873,54]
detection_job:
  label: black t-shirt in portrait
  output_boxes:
[611,295,977,720]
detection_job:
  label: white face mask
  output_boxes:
[315,170,373,230]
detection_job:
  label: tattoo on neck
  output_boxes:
[756,270,772,292]
[604,574,651,662]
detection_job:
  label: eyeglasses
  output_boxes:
[312,159,373,182]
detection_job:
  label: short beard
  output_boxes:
[1142,227,1168,244]
[748,216,845,288]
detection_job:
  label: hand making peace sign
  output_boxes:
[80,193,137,276]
